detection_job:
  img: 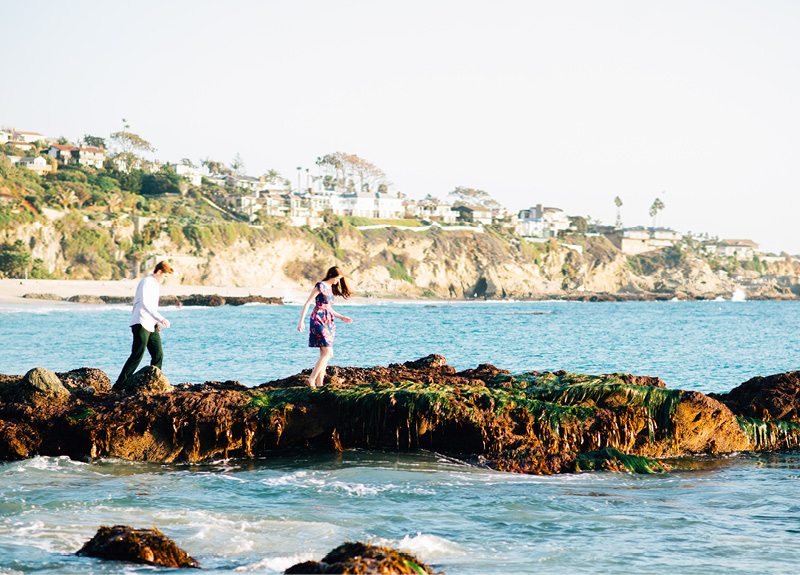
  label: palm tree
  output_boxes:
[649,197,665,228]
[56,190,78,210]
[106,193,123,213]
[614,196,623,227]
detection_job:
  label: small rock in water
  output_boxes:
[76,525,199,568]
[112,366,172,395]
[285,541,436,574]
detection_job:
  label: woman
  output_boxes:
[297,266,353,387]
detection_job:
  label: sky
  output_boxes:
[3,1,800,253]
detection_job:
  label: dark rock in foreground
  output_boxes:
[285,541,436,575]
[2,355,800,473]
[76,525,199,568]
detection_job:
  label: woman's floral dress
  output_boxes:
[309,282,335,347]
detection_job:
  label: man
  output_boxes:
[116,261,174,385]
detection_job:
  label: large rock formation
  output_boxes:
[2,355,800,473]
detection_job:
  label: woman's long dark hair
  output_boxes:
[324,266,351,299]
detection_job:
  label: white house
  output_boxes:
[15,156,52,175]
[169,163,202,187]
[0,130,11,143]
[609,226,683,255]
[405,200,459,223]
[718,239,759,261]
[12,131,46,143]
[76,146,105,168]
[517,204,571,238]
[453,204,494,225]
[7,141,36,152]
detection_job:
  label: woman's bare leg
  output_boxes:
[309,347,333,387]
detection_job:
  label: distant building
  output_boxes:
[12,131,46,143]
[517,204,571,238]
[453,204,494,225]
[718,239,759,261]
[48,144,105,168]
[7,141,36,152]
[10,156,52,175]
[608,226,683,255]
[405,200,459,223]
[0,130,11,143]
[168,163,202,187]
[76,146,105,168]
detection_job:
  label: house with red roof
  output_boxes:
[48,144,105,168]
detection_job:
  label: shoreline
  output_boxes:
[2,278,797,307]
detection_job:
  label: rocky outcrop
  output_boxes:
[112,366,172,395]
[2,357,800,473]
[711,371,800,422]
[77,525,199,568]
[285,541,436,575]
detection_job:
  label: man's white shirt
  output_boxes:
[130,274,165,332]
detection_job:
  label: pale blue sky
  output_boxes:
[3,1,799,253]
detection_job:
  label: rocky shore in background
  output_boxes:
[21,293,283,306]
[1,356,800,474]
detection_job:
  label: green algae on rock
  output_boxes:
[76,525,200,568]
[2,356,800,474]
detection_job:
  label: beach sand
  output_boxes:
[0,278,307,306]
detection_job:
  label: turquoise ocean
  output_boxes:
[1,299,799,574]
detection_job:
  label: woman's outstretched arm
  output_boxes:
[297,286,320,331]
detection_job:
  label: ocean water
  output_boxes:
[1,299,800,574]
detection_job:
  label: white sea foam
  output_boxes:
[373,532,466,561]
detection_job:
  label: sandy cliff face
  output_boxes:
[4,220,796,298]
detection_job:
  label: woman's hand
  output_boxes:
[343,316,353,324]
[297,322,304,331]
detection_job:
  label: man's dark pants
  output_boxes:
[116,324,163,384]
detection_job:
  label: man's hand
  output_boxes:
[162,319,171,329]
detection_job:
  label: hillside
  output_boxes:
[1,155,798,299]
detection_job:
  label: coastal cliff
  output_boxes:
[2,217,797,299]
[2,356,799,474]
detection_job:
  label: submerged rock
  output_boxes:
[112,366,172,395]
[76,525,199,568]
[285,541,435,574]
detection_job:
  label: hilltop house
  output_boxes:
[517,204,570,238]
[718,239,759,260]
[453,204,494,225]
[8,155,52,175]
[48,144,106,168]
[12,131,46,144]
[7,141,36,152]
[608,226,682,255]
[168,163,203,187]
[0,130,11,143]
[404,199,459,223]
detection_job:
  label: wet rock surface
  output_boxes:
[76,525,199,568]
[2,357,800,473]
[285,541,436,574]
